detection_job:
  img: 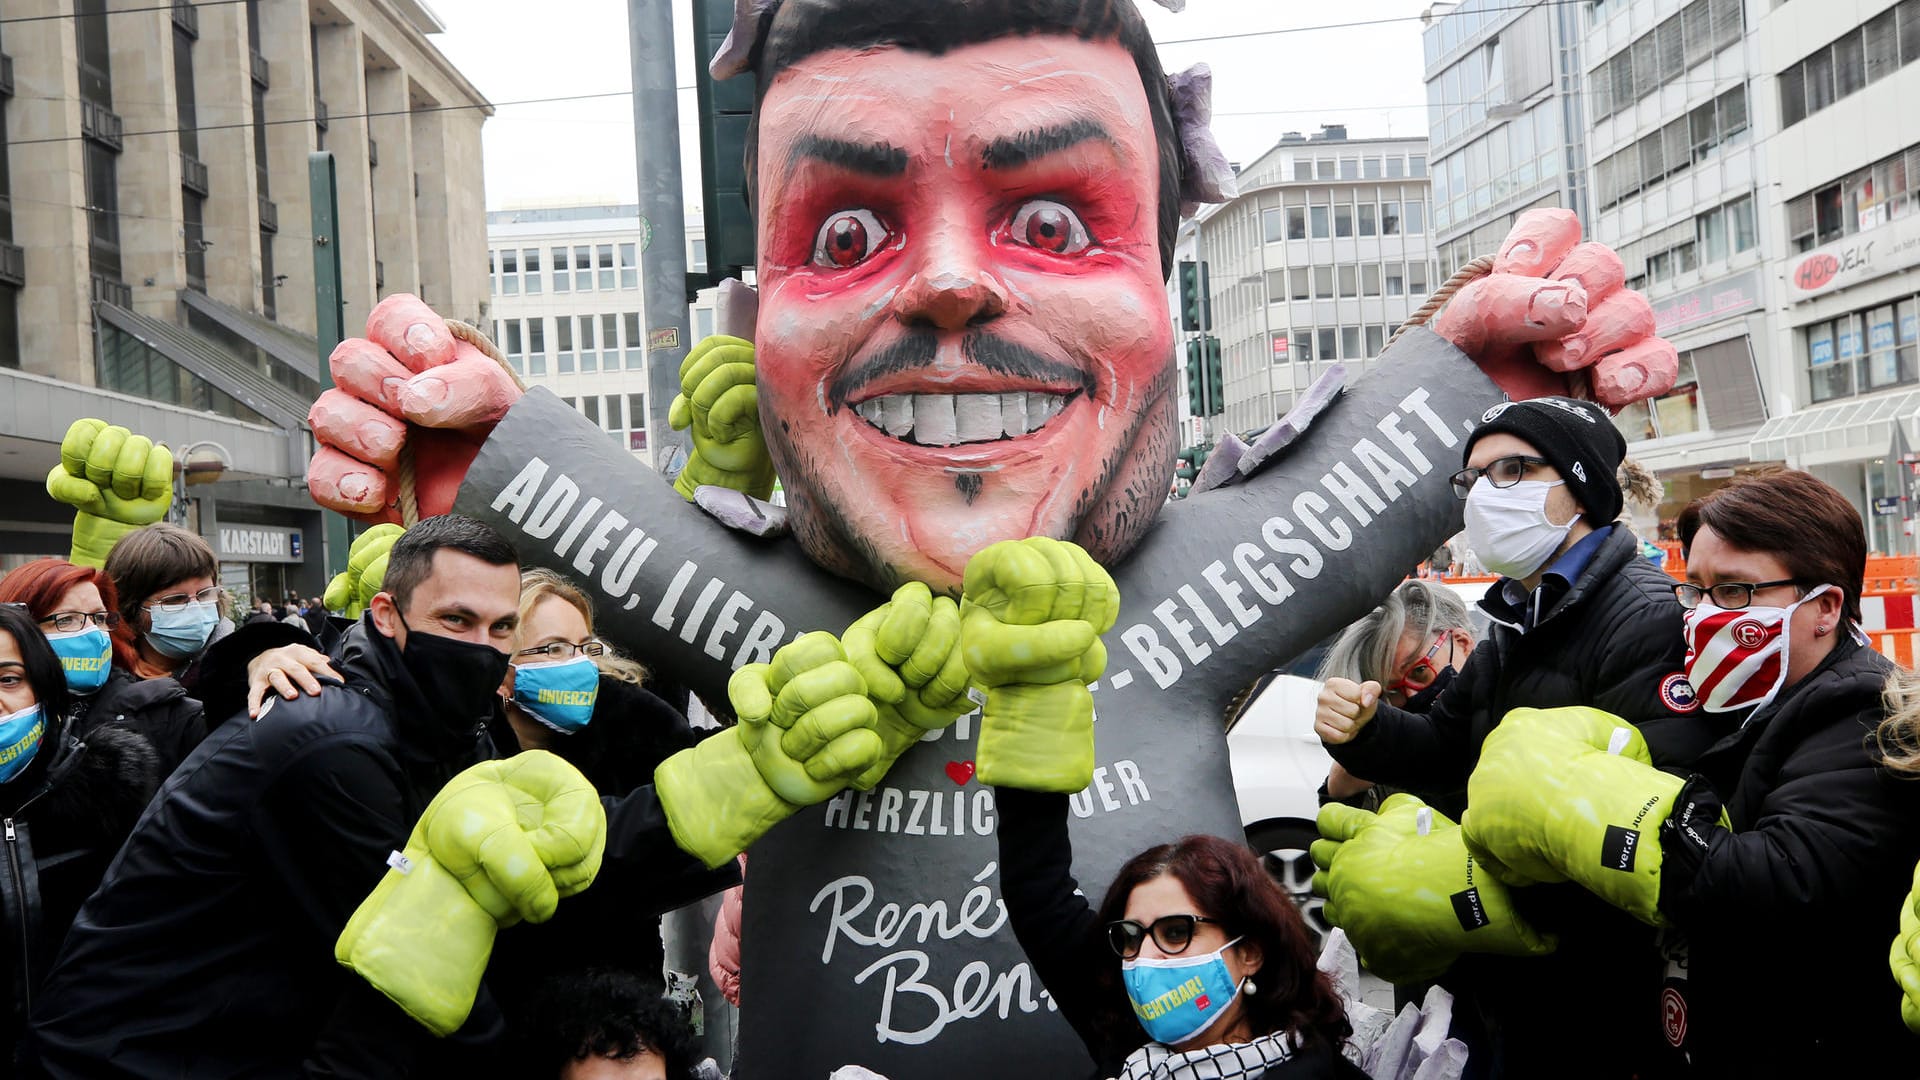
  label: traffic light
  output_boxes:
[1204,336,1225,418]
[691,0,757,282]
[1178,260,1211,332]
[1185,338,1206,415]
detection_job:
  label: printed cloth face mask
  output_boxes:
[511,655,601,733]
[47,626,113,695]
[147,600,220,661]
[0,705,47,784]
[1464,477,1579,580]
[1122,935,1245,1046]
[1682,584,1834,715]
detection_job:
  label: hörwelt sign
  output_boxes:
[1788,212,1920,302]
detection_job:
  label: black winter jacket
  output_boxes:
[996,788,1369,1080]
[0,720,161,1070]
[69,668,205,776]
[28,617,729,1079]
[1325,526,1711,1079]
[1656,634,1920,1075]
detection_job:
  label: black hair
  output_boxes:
[0,603,73,725]
[745,0,1187,279]
[380,514,520,615]
[520,970,700,1078]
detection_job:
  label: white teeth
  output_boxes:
[913,394,959,446]
[854,392,1071,444]
[1000,393,1029,436]
[954,394,1003,442]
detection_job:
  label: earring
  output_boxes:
[1815,625,1831,637]
[1242,977,1257,995]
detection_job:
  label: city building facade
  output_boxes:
[487,205,719,467]
[0,0,490,600]
[1184,127,1437,438]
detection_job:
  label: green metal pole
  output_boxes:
[310,151,354,577]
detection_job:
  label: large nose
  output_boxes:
[891,224,1009,331]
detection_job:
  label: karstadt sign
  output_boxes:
[215,525,304,564]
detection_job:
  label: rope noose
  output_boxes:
[393,320,524,528]
[1385,253,1597,404]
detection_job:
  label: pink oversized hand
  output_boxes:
[306,294,522,524]
[1431,209,1679,408]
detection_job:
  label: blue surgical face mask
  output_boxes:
[1122,935,1245,1046]
[511,656,601,734]
[0,705,47,784]
[47,626,113,695]
[146,600,220,661]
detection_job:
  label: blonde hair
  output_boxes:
[516,568,648,686]
[1878,668,1920,775]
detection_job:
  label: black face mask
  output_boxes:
[396,613,513,732]
[1402,665,1457,713]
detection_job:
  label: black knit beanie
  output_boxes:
[1465,397,1626,523]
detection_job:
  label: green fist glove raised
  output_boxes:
[844,581,975,790]
[323,523,405,618]
[1312,793,1556,984]
[1893,860,1920,1033]
[655,631,882,868]
[47,419,175,568]
[961,537,1118,794]
[335,751,606,1036]
[669,335,775,503]
[1462,707,1688,926]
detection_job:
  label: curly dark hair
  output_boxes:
[521,970,701,1079]
[1091,834,1350,1054]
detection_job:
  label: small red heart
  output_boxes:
[944,760,975,785]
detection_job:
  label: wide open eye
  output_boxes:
[812,209,889,269]
[1008,200,1091,255]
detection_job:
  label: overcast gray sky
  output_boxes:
[429,0,1437,212]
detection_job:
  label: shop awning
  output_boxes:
[96,302,312,431]
[1748,390,1920,468]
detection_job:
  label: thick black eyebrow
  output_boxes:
[789,134,908,176]
[981,118,1114,171]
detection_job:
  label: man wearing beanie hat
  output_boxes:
[1312,395,1713,1078]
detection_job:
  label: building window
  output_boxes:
[1408,263,1429,296]
[1362,157,1382,179]
[604,394,623,432]
[1807,295,1920,403]
[1385,267,1405,296]
[1380,200,1401,235]
[260,229,276,317]
[1262,208,1286,243]
[1357,203,1376,237]
[1365,324,1385,356]
[1315,159,1336,179]
[1334,203,1353,238]
[695,307,715,339]
[578,314,597,373]
[1312,266,1333,299]
[582,395,601,426]
[1289,267,1310,301]
[556,316,575,374]
[500,249,519,295]
[604,314,624,371]
[575,245,594,290]
[174,24,199,162]
[1309,205,1330,239]
[1292,330,1312,361]
[1596,86,1747,211]
[625,312,644,369]
[1264,270,1286,304]
[1362,264,1381,296]
[1339,157,1359,179]
[552,246,571,292]
[620,242,639,289]
[183,193,206,292]
[1593,0,1745,124]
[1341,327,1361,360]
[689,239,706,275]
[1786,141,1920,252]
[1780,1,1920,129]
[598,244,616,290]
[1286,206,1306,240]
[1404,200,1425,235]
[523,248,542,295]
[1337,265,1357,298]
[1317,327,1336,360]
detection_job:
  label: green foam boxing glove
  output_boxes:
[1461,707,1687,927]
[960,537,1118,794]
[655,631,882,868]
[844,581,975,791]
[1894,859,1920,1034]
[335,751,606,1036]
[324,523,405,618]
[1310,793,1556,985]
[46,419,175,569]
[669,335,776,502]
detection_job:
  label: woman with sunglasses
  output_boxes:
[996,777,1362,1078]
[1313,581,1476,809]
[0,603,165,1068]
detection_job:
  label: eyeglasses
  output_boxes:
[1671,580,1803,611]
[1105,914,1223,959]
[144,587,222,613]
[39,611,121,633]
[1385,632,1452,699]
[1449,455,1554,499]
[515,640,607,662]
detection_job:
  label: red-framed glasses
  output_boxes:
[1385,632,1452,699]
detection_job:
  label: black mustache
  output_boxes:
[825,330,1097,412]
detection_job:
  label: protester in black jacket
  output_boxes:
[1650,470,1920,1073]
[0,605,163,1070]
[27,516,734,1078]
[1313,397,1708,1079]
[996,789,1363,1080]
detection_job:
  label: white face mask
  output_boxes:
[1464,477,1580,580]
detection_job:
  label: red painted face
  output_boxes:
[754,34,1177,593]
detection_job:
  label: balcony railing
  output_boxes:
[258,196,278,233]
[0,242,23,289]
[180,154,210,197]
[0,54,13,99]
[250,50,270,88]
[81,101,124,151]
[91,274,132,309]
[315,98,329,131]
[171,0,198,37]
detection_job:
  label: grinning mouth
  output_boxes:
[850,391,1078,447]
